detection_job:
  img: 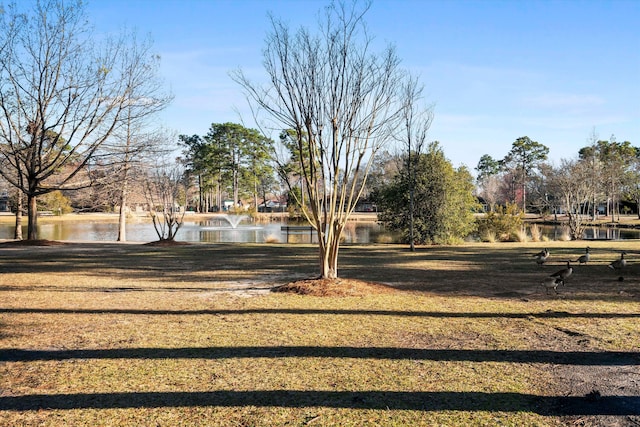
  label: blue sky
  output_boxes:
[86,0,639,170]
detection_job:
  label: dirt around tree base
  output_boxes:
[0,239,67,246]
[272,278,398,297]
[144,239,191,246]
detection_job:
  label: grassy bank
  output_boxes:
[1,241,639,426]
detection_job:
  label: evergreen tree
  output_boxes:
[502,136,549,211]
[376,143,478,244]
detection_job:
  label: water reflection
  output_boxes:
[0,217,384,244]
[539,225,640,240]
[4,218,638,243]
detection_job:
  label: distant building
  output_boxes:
[258,200,287,213]
[0,190,9,212]
[354,201,376,212]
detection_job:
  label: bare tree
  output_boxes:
[479,175,503,211]
[550,158,592,240]
[395,75,433,251]
[233,1,408,279]
[583,128,604,220]
[625,155,640,219]
[527,162,554,217]
[144,156,187,242]
[578,134,636,223]
[104,32,173,242]
[475,154,503,212]
[0,1,165,240]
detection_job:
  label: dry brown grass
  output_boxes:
[529,223,543,242]
[0,240,639,426]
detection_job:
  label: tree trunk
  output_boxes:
[233,169,239,211]
[318,222,343,279]
[117,195,127,242]
[216,181,222,212]
[253,179,258,213]
[522,168,527,213]
[14,190,22,240]
[409,187,415,252]
[197,175,201,213]
[611,193,616,223]
[408,149,415,252]
[117,173,129,242]
[27,195,38,240]
[319,243,339,279]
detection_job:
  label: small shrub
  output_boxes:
[440,235,466,245]
[559,226,572,241]
[264,234,280,243]
[529,223,542,242]
[499,232,512,242]
[480,230,497,243]
[374,232,396,244]
[38,190,73,215]
[514,228,529,242]
[476,202,524,242]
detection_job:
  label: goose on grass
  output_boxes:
[550,261,573,285]
[574,247,590,264]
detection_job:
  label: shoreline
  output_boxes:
[527,215,640,229]
[0,211,379,223]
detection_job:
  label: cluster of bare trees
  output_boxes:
[476,131,637,239]
[0,0,464,284]
[0,0,173,241]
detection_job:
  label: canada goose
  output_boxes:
[541,276,563,294]
[550,261,573,285]
[535,253,549,265]
[534,249,550,265]
[574,247,590,264]
[608,252,627,270]
[534,248,549,258]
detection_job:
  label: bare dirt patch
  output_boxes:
[272,278,399,296]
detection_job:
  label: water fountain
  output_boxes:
[195,213,263,234]
[219,214,249,229]
[161,213,266,243]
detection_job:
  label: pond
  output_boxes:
[0,214,386,244]
[2,215,639,243]
[537,224,640,241]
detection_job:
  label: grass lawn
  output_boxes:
[0,240,639,426]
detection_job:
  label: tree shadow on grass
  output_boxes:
[1,243,639,300]
[2,307,639,320]
[0,390,638,416]
[2,346,639,366]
